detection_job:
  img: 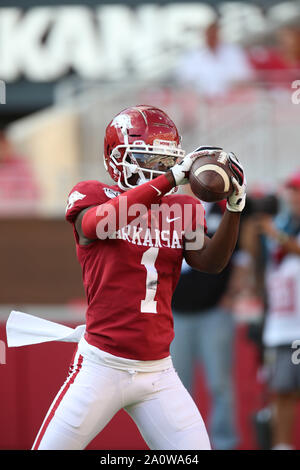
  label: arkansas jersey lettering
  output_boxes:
[66,180,206,361]
[110,226,183,249]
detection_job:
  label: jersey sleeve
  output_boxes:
[65,180,109,223]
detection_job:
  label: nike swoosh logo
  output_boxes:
[166,216,181,223]
[150,185,161,196]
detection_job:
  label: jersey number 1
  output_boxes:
[140,247,159,314]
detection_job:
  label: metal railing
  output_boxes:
[69,79,300,190]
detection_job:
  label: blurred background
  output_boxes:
[1,0,300,450]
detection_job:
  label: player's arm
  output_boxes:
[184,210,241,273]
[75,173,175,243]
[75,206,97,245]
[184,157,246,273]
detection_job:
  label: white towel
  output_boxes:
[6,310,85,347]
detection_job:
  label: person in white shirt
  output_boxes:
[175,20,254,99]
[257,171,300,450]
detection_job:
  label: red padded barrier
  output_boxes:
[0,323,299,450]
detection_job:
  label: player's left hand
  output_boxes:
[226,153,247,212]
[171,145,223,186]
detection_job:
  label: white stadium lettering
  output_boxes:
[0,3,274,82]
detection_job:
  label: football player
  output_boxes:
[32,105,246,450]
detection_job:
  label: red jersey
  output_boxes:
[66,180,206,361]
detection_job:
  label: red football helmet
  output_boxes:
[103,105,185,190]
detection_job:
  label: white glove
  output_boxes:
[226,153,247,212]
[171,146,223,186]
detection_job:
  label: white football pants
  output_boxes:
[32,348,211,450]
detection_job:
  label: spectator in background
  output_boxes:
[248,20,300,87]
[0,129,40,214]
[171,192,240,450]
[175,18,254,99]
[256,171,300,450]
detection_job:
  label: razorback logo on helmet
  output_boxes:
[111,114,133,133]
[66,190,86,212]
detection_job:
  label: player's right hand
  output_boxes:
[170,146,223,186]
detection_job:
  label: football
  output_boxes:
[189,150,234,202]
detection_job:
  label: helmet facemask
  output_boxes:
[110,140,185,190]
